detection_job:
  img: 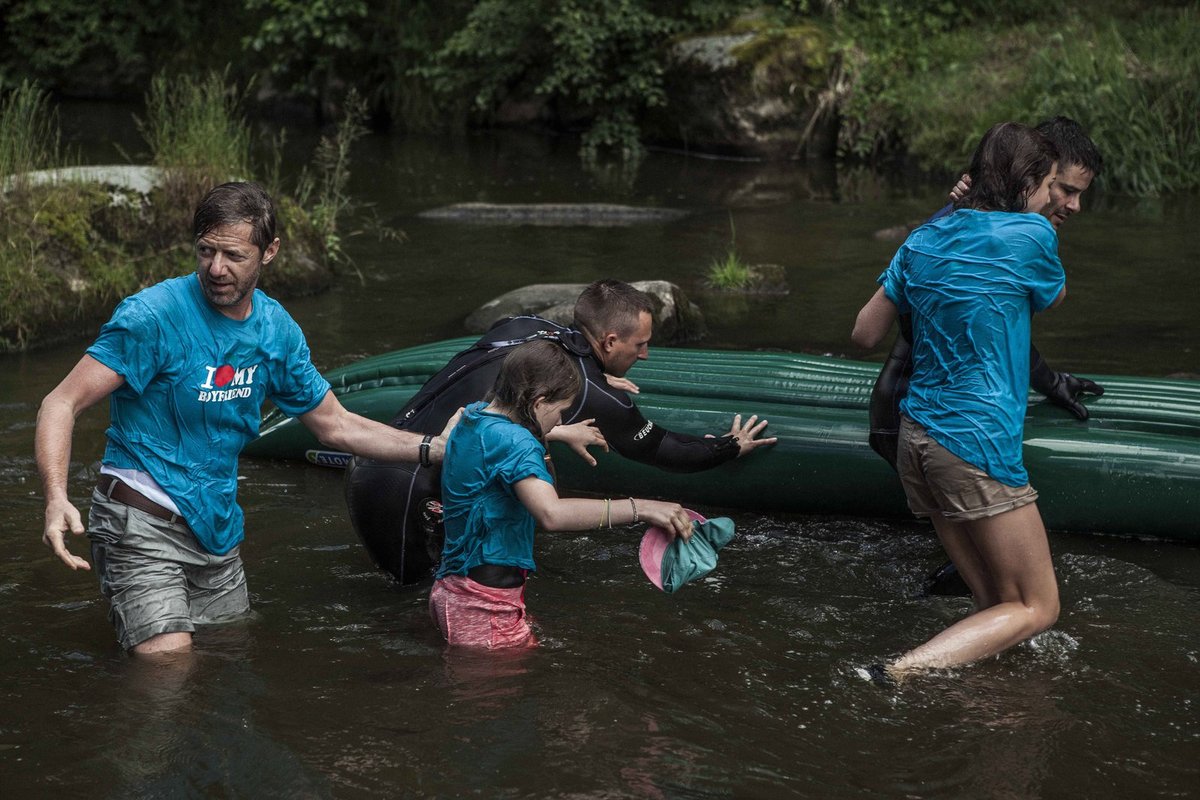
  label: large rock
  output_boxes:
[465,281,706,344]
[3,164,164,195]
[642,19,837,160]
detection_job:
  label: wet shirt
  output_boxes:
[879,210,1064,485]
[436,402,553,578]
[87,274,330,554]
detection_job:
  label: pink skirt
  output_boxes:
[429,575,536,650]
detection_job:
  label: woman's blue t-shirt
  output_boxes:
[879,209,1065,486]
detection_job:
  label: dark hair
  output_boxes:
[958,122,1060,213]
[489,340,582,439]
[573,279,655,343]
[192,182,277,254]
[1036,116,1103,177]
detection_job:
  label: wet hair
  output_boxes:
[192,182,277,254]
[1036,116,1103,177]
[573,279,655,343]
[488,339,583,439]
[957,122,1060,213]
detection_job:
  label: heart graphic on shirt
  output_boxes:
[214,365,235,387]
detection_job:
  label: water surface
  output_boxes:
[2,107,1198,798]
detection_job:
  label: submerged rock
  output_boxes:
[418,202,688,227]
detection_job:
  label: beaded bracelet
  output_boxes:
[629,497,639,525]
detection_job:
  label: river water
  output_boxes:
[2,104,1198,798]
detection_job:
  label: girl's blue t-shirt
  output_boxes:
[436,402,554,578]
[87,274,330,554]
[879,209,1065,486]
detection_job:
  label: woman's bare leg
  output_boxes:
[890,503,1058,675]
[930,514,1000,609]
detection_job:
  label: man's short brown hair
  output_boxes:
[573,280,654,341]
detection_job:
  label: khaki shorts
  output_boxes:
[87,490,249,650]
[897,416,1038,522]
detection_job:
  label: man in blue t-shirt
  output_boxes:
[36,182,453,655]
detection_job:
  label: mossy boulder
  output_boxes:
[643,20,836,159]
[1,168,336,351]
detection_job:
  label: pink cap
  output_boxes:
[639,508,706,590]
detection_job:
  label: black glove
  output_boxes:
[1029,347,1104,420]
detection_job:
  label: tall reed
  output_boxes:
[0,81,63,187]
[138,71,253,185]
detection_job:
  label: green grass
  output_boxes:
[706,249,753,290]
[0,73,370,352]
[0,81,64,185]
[834,4,1200,194]
[139,70,252,181]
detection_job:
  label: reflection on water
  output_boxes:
[2,114,1199,797]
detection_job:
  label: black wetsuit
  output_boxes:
[345,315,740,584]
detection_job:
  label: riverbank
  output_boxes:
[3,1,1196,194]
[0,79,366,352]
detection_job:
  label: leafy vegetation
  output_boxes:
[1,0,1197,193]
[0,76,367,351]
[832,1,1200,194]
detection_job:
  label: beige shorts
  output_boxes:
[87,490,249,650]
[897,416,1038,522]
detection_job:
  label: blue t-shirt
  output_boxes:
[879,209,1065,485]
[436,402,554,579]
[87,274,330,554]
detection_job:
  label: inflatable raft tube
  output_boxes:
[243,338,1200,542]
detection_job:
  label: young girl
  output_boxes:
[429,339,694,649]
[851,121,1066,679]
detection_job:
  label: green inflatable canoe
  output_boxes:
[243,338,1200,542]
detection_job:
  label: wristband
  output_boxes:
[419,434,433,468]
[629,497,638,525]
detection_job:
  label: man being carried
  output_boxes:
[346,279,777,583]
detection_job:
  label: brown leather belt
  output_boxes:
[96,474,183,525]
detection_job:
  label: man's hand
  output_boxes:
[1038,371,1105,420]
[707,413,777,457]
[43,496,90,571]
[427,407,464,464]
[547,419,609,467]
[949,173,971,203]
[1030,349,1104,420]
[604,373,639,394]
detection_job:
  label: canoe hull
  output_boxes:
[244,339,1200,541]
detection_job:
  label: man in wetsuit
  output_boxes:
[346,279,777,583]
[868,117,1105,593]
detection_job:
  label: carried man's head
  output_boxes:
[573,279,655,378]
[1035,116,1103,229]
[192,182,281,319]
